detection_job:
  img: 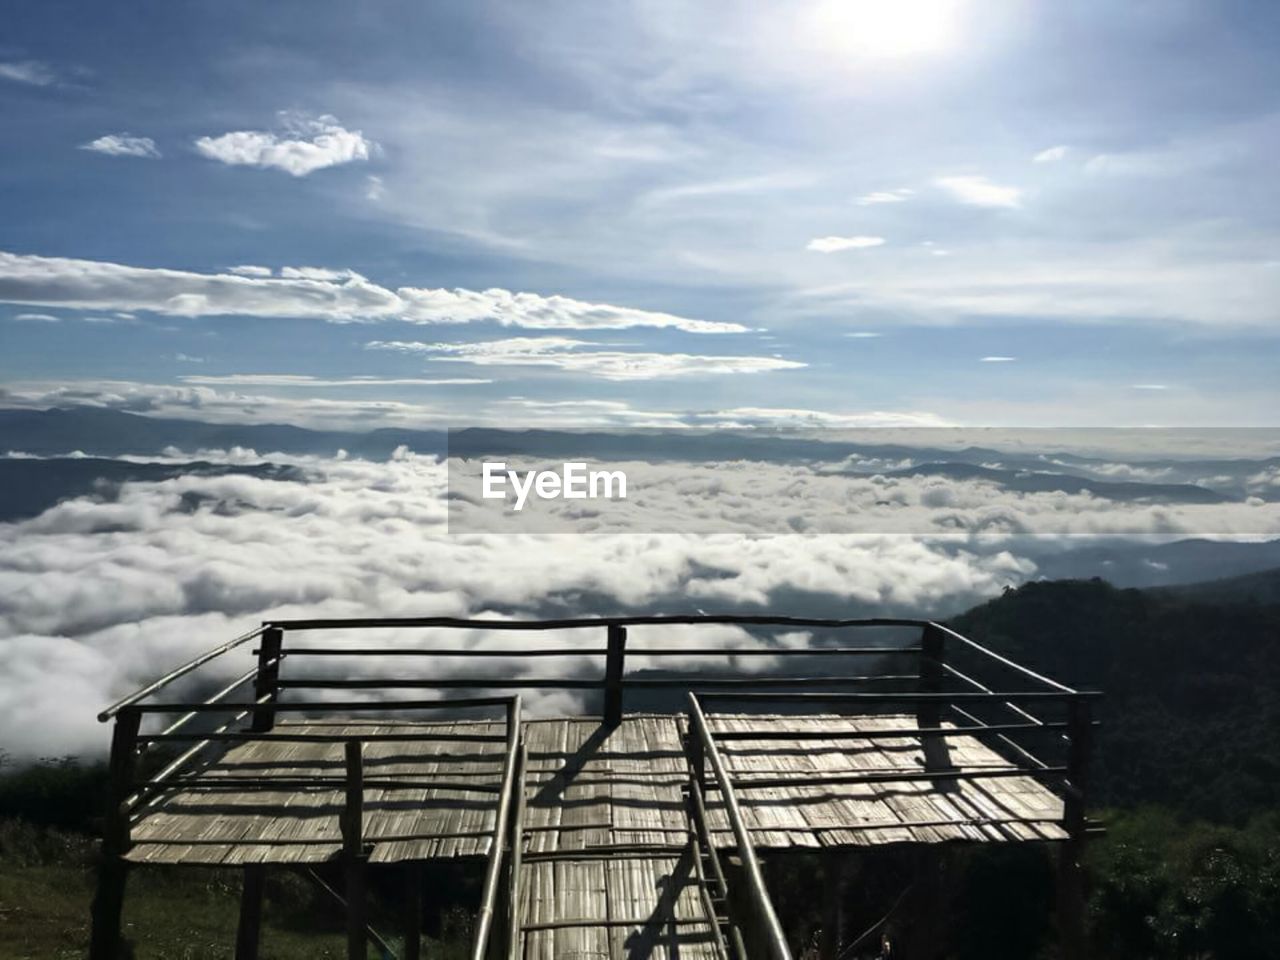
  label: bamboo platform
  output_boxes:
[126,713,1064,867]
[91,615,1096,960]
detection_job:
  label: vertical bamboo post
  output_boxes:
[917,623,951,771]
[89,707,141,960]
[604,624,626,728]
[818,853,847,960]
[404,864,422,960]
[1058,697,1092,960]
[342,739,366,960]
[251,625,283,733]
[235,864,267,960]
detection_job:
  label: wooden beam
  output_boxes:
[342,740,367,960]
[251,627,283,733]
[404,864,422,960]
[819,853,848,960]
[88,708,140,960]
[603,625,626,727]
[234,864,266,960]
[917,623,952,771]
[1057,697,1093,960]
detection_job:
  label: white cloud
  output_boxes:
[934,175,1022,208]
[366,337,806,381]
[0,379,451,431]
[0,60,56,86]
[806,235,886,253]
[366,175,386,201]
[277,266,363,282]
[174,353,205,364]
[394,287,746,333]
[0,250,742,332]
[1132,383,1169,390]
[79,134,161,159]
[855,189,913,205]
[980,356,1016,362]
[1033,145,1069,164]
[181,374,491,387]
[11,312,59,322]
[194,112,375,177]
[0,451,1053,758]
[845,332,882,338]
[691,407,951,429]
[227,265,272,278]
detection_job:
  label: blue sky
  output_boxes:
[2,0,1279,429]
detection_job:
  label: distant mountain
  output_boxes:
[878,461,1229,504]
[1152,565,1280,605]
[0,406,457,459]
[1020,537,1280,588]
[0,458,306,522]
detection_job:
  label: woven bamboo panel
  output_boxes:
[125,713,1065,866]
[518,850,727,960]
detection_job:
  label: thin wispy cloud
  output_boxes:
[366,337,806,381]
[79,134,160,159]
[935,175,1022,208]
[0,60,56,86]
[195,112,374,177]
[11,312,60,323]
[980,356,1016,362]
[806,235,886,253]
[1033,145,1069,164]
[855,188,913,205]
[181,374,491,387]
[0,251,744,333]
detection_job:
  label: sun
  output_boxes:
[805,0,963,60]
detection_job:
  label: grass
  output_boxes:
[0,819,475,960]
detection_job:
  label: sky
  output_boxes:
[2,0,1279,429]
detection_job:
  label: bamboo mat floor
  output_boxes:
[125,713,1065,867]
[517,848,728,960]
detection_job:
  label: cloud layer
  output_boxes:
[0,449,1043,759]
[366,337,805,380]
[0,251,742,332]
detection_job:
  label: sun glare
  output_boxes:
[807,0,963,60]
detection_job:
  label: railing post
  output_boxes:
[604,624,626,728]
[918,623,951,771]
[342,739,367,960]
[404,864,423,960]
[235,864,266,960]
[252,625,284,733]
[89,707,141,960]
[1058,697,1092,960]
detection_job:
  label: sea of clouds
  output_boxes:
[3,446,1278,760]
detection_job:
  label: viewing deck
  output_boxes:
[89,615,1096,960]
